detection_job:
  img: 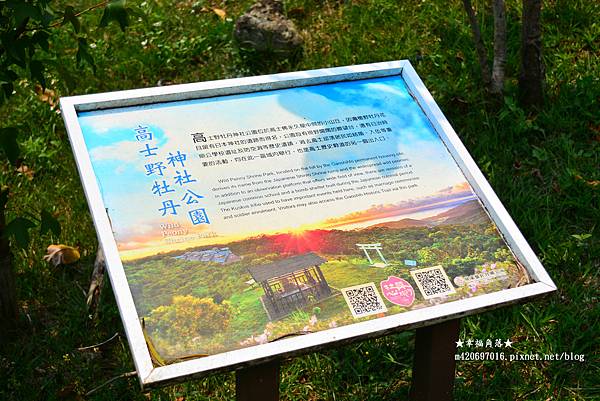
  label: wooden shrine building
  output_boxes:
[247,253,332,320]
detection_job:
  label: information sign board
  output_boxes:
[60,61,556,388]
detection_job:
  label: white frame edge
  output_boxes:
[60,102,155,383]
[60,60,556,389]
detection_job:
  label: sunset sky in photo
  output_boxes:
[78,75,478,259]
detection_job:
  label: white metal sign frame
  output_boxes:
[60,60,556,389]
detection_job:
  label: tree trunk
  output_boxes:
[491,0,507,94]
[0,187,18,340]
[86,245,106,316]
[463,0,492,87]
[519,0,544,108]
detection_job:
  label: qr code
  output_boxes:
[410,266,456,299]
[341,283,388,318]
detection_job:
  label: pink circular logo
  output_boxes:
[380,276,415,307]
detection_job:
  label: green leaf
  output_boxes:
[7,1,42,24]
[4,217,36,249]
[61,6,80,33]
[40,210,61,237]
[76,37,96,73]
[99,0,129,31]
[0,82,14,103]
[5,36,28,67]
[29,60,46,88]
[32,30,50,52]
[40,5,56,26]
[0,191,8,213]
[0,127,20,165]
[1,69,19,82]
[0,64,18,104]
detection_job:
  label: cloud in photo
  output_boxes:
[322,182,475,228]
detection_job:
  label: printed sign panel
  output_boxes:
[60,61,555,387]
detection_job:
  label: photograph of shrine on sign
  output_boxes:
[77,74,531,361]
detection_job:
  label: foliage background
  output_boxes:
[0,0,598,400]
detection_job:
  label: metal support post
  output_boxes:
[236,359,280,401]
[409,318,461,401]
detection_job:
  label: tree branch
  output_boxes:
[0,187,18,339]
[463,0,491,86]
[86,245,106,314]
[491,0,507,94]
[77,332,119,351]
[519,0,544,108]
[24,1,110,32]
[70,1,111,19]
[85,371,136,396]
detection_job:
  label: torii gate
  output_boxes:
[356,243,388,267]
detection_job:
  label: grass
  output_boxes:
[321,258,392,288]
[1,0,599,400]
[229,287,268,339]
